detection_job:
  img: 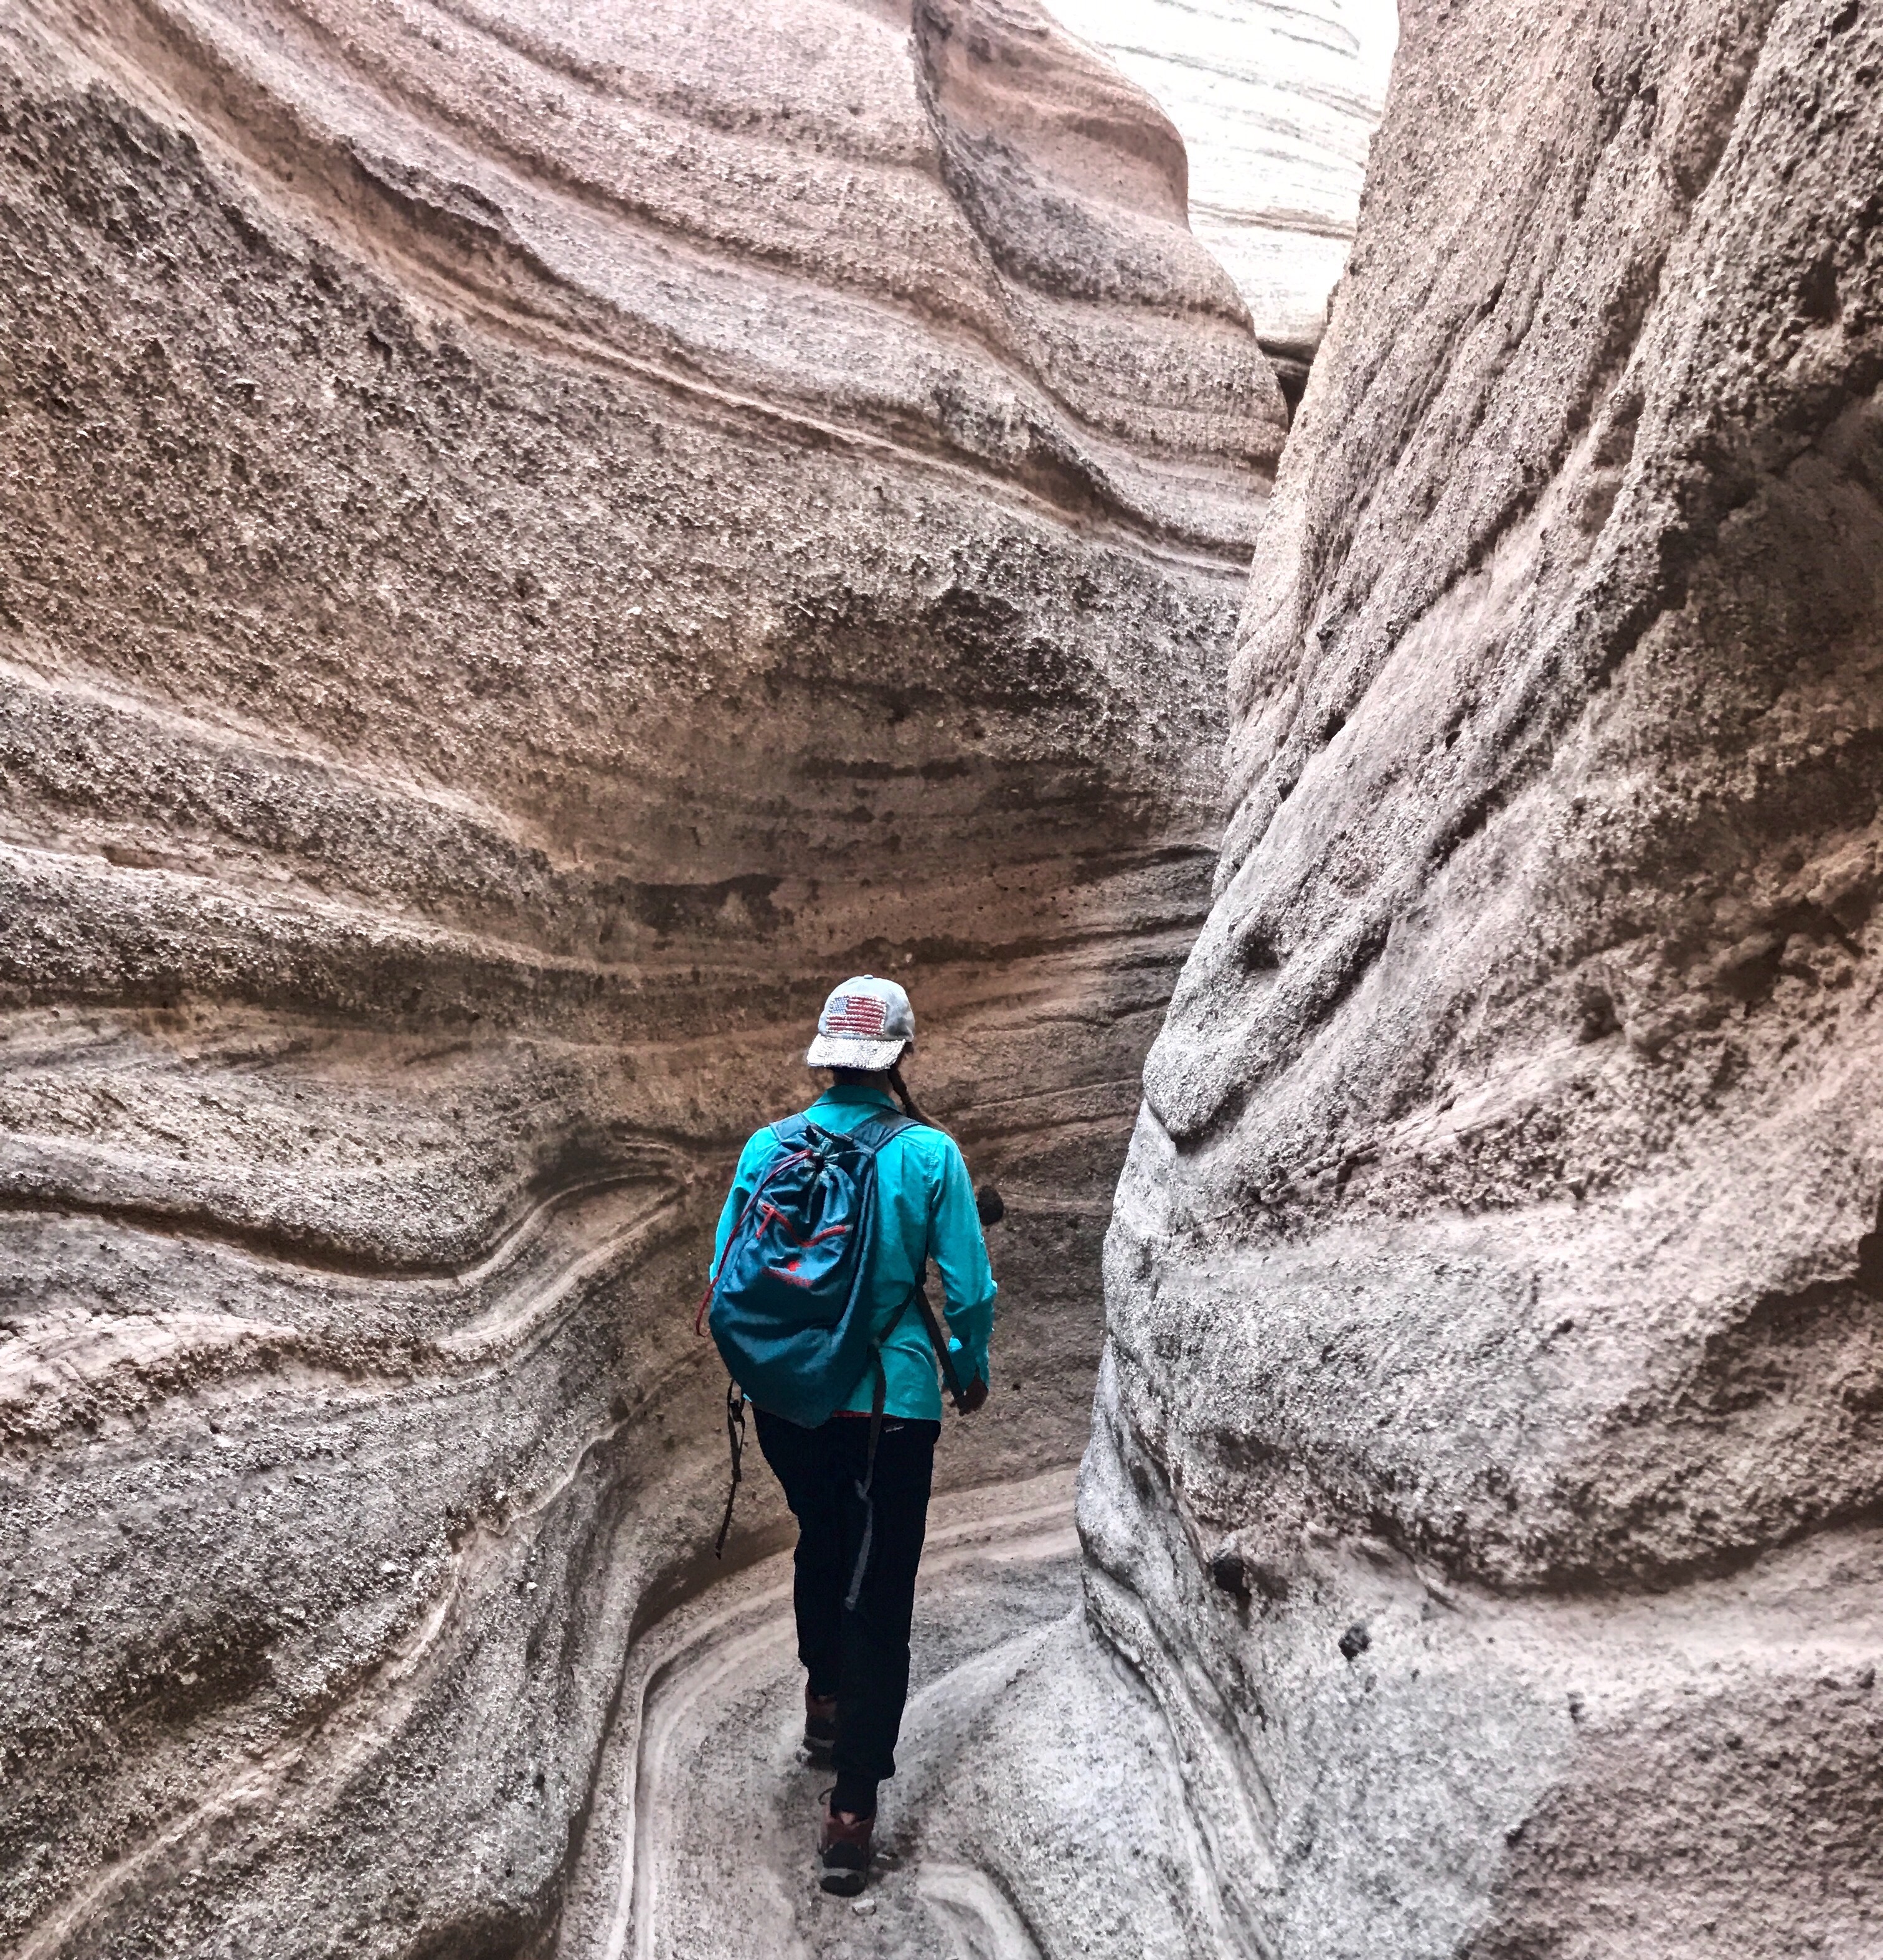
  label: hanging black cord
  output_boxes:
[714,1380,745,1558]
[843,1354,888,1611]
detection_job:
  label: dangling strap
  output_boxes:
[713,1380,746,1558]
[910,1286,970,1413]
[842,1352,888,1611]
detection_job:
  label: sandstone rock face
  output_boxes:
[1037,0,1399,395]
[0,1,1277,1951]
[1082,0,1883,1953]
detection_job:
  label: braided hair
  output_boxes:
[885,1057,931,1126]
[829,1044,931,1125]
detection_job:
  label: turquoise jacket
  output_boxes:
[711,1083,997,1422]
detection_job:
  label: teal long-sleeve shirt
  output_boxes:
[710,1083,997,1422]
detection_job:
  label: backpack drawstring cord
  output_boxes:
[695,1142,816,1335]
[714,1381,747,1558]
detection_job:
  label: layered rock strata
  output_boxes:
[1077,0,1883,1953]
[0,1,1279,1953]
[1038,0,1399,398]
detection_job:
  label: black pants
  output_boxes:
[753,1405,938,1797]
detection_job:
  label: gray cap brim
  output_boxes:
[806,1034,907,1071]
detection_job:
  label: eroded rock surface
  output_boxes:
[589,1471,1083,1960]
[1067,0,1883,1953]
[1037,0,1399,397]
[0,1,1277,1952]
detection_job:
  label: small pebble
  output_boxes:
[851,1898,875,1915]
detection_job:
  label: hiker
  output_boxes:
[702,974,996,1896]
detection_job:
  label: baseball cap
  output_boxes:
[805,974,915,1072]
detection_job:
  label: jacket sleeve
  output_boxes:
[930,1138,997,1386]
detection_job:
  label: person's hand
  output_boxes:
[959,1373,989,1414]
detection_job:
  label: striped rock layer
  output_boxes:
[0,1,1280,1953]
[1039,0,1399,398]
[1070,0,1883,1954]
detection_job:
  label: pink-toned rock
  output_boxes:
[1078,0,1883,1951]
[0,0,1275,1950]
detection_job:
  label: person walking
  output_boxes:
[704,974,996,1895]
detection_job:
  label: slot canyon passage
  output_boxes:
[4,0,1883,1957]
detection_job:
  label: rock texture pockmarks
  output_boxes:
[1037,0,1399,400]
[0,1,1277,1953]
[1083,0,1883,1954]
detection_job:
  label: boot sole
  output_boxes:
[818,1861,867,1898]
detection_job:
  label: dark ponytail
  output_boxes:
[887,1052,932,1127]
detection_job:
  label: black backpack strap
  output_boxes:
[912,1284,970,1412]
[842,1351,888,1611]
[712,1380,745,1559]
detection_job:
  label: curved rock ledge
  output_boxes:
[585,1464,1242,1960]
[570,1470,1081,1960]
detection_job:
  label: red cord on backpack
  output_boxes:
[694,1144,816,1336]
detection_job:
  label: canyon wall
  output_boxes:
[0,1,1280,1952]
[20,0,1878,1952]
[1037,0,1398,398]
[1070,0,1883,1953]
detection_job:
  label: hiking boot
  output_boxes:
[818,1793,873,1896]
[803,1686,838,1760]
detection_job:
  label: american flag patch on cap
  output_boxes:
[824,994,887,1035]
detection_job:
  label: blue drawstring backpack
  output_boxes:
[699,1109,967,1586]
[703,1110,912,1425]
